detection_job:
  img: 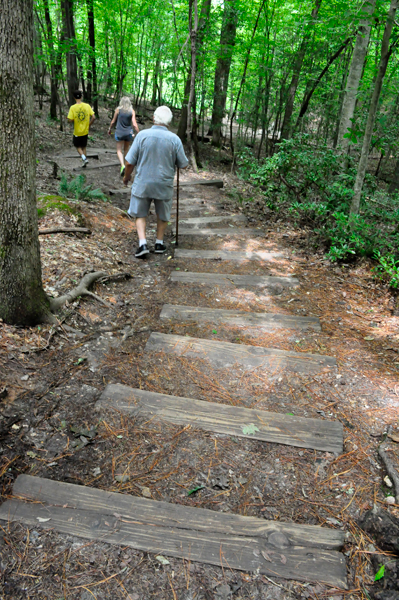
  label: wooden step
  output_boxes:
[175,249,284,261]
[59,153,99,159]
[177,215,247,228]
[145,332,336,374]
[73,161,120,171]
[108,179,224,195]
[170,271,298,291]
[0,475,347,587]
[97,384,343,453]
[160,304,321,331]
[177,227,261,237]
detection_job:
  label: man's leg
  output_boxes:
[136,217,147,241]
[154,199,171,253]
[156,216,168,241]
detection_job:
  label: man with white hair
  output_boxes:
[123,105,189,257]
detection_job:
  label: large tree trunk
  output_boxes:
[280,0,322,140]
[177,0,212,141]
[187,0,199,171]
[336,0,375,153]
[0,0,49,325]
[61,0,78,106]
[86,0,98,117]
[351,0,398,214]
[210,0,238,147]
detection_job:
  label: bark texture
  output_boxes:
[86,0,98,117]
[210,0,238,147]
[0,0,49,325]
[336,0,375,153]
[351,0,398,214]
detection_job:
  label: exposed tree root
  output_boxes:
[378,442,399,503]
[49,271,109,312]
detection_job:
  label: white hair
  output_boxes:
[154,106,173,126]
[118,96,132,112]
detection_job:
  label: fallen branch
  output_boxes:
[98,272,132,284]
[39,227,91,235]
[49,271,111,311]
[378,441,399,503]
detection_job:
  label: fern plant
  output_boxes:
[58,173,107,202]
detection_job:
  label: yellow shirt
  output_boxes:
[67,102,94,137]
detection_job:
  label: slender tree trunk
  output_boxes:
[337,0,376,153]
[210,0,238,147]
[86,0,99,117]
[295,36,352,128]
[61,0,78,106]
[280,0,322,140]
[187,0,199,171]
[0,0,49,325]
[42,0,58,120]
[177,0,211,141]
[351,0,398,214]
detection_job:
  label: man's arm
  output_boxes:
[89,115,95,127]
[123,162,134,186]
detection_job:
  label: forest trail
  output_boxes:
[1,174,350,589]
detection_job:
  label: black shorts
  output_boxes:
[73,134,88,148]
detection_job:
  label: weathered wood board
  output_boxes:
[174,249,284,262]
[11,475,345,550]
[145,332,336,373]
[170,271,298,291]
[59,153,99,159]
[177,227,261,237]
[73,161,121,171]
[176,215,247,228]
[97,384,343,453]
[0,476,347,587]
[109,180,223,195]
[160,304,321,331]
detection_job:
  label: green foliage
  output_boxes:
[58,174,107,203]
[374,565,385,582]
[373,250,399,290]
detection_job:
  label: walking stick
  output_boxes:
[175,168,180,247]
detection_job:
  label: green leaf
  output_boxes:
[242,423,260,435]
[212,329,217,334]
[374,565,385,581]
[287,412,294,416]
[187,485,204,496]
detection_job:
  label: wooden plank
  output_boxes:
[145,333,336,374]
[58,153,99,159]
[177,227,261,237]
[97,384,343,453]
[11,475,345,550]
[176,215,247,228]
[73,161,120,171]
[0,497,346,587]
[160,304,321,331]
[174,249,284,262]
[179,179,224,188]
[170,271,298,291]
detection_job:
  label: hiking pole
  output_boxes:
[175,167,180,247]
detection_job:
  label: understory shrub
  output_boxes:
[237,135,399,287]
[59,173,107,202]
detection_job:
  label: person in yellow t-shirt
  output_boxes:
[67,90,95,167]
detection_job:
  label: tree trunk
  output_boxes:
[86,0,98,117]
[210,0,238,147]
[351,0,398,214]
[177,0,212,141]
[389,157,399,192]
[42,0,58,120]
[280,0,322,140]
[0,0,49,325]
[61,0,78,106]
[295,36,352,128]
[187,0,199,171]
[337,0,375,153]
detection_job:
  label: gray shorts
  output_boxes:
[128,195,173,221]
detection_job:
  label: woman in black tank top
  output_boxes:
[108,96,140,176]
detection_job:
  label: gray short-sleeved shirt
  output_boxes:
[125,125,189,200]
